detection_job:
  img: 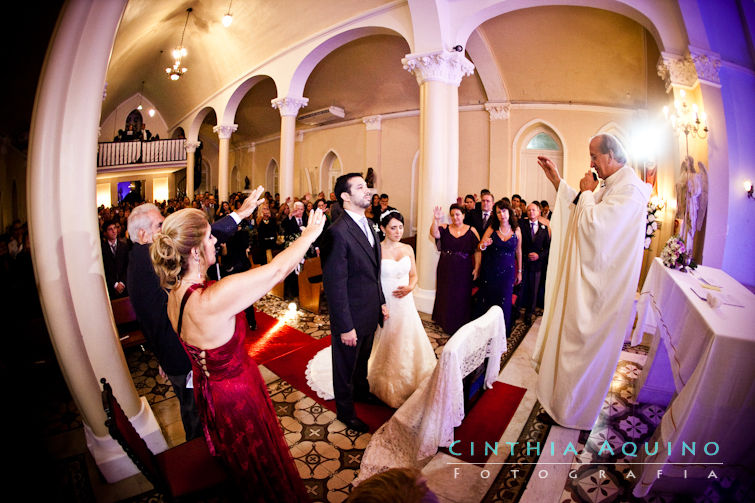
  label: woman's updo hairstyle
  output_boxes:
[380,209,404,228]
[151,208,210,290]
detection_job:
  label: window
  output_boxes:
[526,132,560,151]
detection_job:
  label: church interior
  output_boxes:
[1,0,753,501]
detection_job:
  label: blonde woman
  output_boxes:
[151,186,324,501]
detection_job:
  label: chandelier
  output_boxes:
[166,8,192,81]
[662,89,708,155]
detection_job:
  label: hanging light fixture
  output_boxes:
[137,80,145,110]
[222,0,233,27]
[166,8,192,81]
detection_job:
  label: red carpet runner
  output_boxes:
[263,322,527,466]
[440,382,526,466]
[244,311,317,365]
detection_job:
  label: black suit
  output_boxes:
[125,214,239,440]
[102,238,129,298]
[518,218,551,318]
[282,214,308,238]
[321,213,385,420]
[464,208,493,237]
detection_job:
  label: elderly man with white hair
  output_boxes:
[532,133,650,430]
[126,196,257,439]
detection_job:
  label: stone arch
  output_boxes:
[455,0,686,56]
[221,75,275,126]
[512,119,567,205]
[266,159,279,195]
[320,150,343,196]
[287,27,410,98]
[187,106,219,142]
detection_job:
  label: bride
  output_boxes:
[306,210,437,408]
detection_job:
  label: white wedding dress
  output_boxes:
[305,256,437,408]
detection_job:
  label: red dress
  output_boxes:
[177,283,308,502]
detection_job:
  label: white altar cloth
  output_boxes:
[631,258,755,497]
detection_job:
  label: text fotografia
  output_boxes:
[448,441,722,480]
[447,440,721,459]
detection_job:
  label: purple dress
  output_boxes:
[432,226,479,335]
[477,231,518,335]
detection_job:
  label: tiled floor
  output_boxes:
[37,296,752,502]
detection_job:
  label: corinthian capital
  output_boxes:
[401,50,475,87]
[484,102,510,121]
[657,52,699,93]
[363,115,382,131]
[689,47,721,87]
[213,124,238,139]
[271,96,309,117]
[184,140,201,153]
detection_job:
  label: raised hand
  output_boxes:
[237,185,266,219]
[537,156,561,191]
[302,208,326,239]
[433,205,444,221]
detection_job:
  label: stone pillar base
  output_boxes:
[413,287,436,315]
[85,396,168,483]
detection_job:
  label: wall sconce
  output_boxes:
[745,180,754,199]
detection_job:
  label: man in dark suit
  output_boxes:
[126,197,257,440]
[282,201,308,238]
[464,191,494,236]
[321,173,388,433]
[517,202,551,323]
[101,220,129,298]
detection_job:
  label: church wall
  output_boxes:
[0,140,28,230]
[251,140,281,194]
[458,109,490,199]
[700,4,755,287]
[378,116,420,232]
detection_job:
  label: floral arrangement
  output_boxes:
[660,235,697,270]
[644,199,661,249]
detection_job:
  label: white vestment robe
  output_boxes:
[532,166,650,429]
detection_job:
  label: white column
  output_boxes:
[272,97,308,201]
[485,102,511,196]
[184,140,200,199]
[27,0,166,483]
[402,50,474,313]
[213,124,237,204]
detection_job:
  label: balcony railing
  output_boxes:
[97,139,187,167]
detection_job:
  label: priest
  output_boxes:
[532,133,650,430]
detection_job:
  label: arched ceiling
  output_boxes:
[102,2,665,147]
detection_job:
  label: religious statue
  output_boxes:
[365,167,376,188]
[675,156,708,251]
[244,176,250,190]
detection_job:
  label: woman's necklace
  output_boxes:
[449,224,465,237]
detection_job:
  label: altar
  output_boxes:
[630,258,755,497]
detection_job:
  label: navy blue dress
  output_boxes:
[477,231,518,335]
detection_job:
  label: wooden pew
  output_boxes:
[110,296,146,351]
[297,256,323,313]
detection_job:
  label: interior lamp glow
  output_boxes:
[148,108,155,117]
[222,1,233,27]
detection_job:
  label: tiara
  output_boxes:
[380,209,399,221]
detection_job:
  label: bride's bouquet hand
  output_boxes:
[392,285,412,298]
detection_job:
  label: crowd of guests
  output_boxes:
[92,181,551,499]
[431,190,552,338]
[113,123,159,142]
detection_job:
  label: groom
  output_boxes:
[322,172,388,433]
